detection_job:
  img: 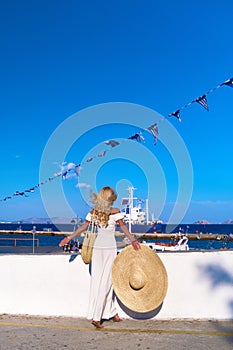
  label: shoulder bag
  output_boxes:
[81,219,97,264]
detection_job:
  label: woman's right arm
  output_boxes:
[59,221,89,247]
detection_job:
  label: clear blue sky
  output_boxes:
[1,0,233,223]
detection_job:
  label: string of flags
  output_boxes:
[168,77,233,122]
[0,134,147,202]
[1,77,232,202]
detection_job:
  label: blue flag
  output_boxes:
[223,77,233,88]
[128,133,141,142]
[104,140,120,147]
[168,110,181,121]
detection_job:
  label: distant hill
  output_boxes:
[194,219,233,224]
[193,220,211,224]
[21,217,75,224]
[222,219,233,224]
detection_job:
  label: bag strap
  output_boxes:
[90,214,97,235]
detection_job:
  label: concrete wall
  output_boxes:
[0,251,233,320]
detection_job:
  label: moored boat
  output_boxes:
[142,235,189,252]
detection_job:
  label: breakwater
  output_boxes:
[0,230,233,241]
[136,233,233,241]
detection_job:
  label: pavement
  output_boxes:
[0,314,232,350]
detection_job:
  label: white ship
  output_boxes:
[121,187,147,225]
[120,187,164,233]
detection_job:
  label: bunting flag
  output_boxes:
[196,94,209,111]
[1,76,232,202]
[168,110,181,122]
[14,191,28,197]
[62,171,68,179]
[98,151,106,157]
[53,172,61,181]
[128,133,141,142]
[25,188,35,193]
[3,197,12,201]
[222,77,233,88]
[147,123,159,145]
[104,140,120,147]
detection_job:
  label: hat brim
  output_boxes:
[112,245,168,313]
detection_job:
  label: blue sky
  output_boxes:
[0,0,233,223]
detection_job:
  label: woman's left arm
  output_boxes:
[59,221,89,247]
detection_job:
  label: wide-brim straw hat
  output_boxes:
[112,245,168,313]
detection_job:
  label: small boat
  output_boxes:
[142,235,189,252]
[117,235,189,253]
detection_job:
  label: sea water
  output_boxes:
[0,223,233,253]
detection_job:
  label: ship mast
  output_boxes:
[145,199,149,224]
[128,186,136,233]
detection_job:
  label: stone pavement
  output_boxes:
[0,314,232,349]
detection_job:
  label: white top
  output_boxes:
[85,211,124,249]
[85,212,124,230]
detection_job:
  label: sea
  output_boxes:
[0,222,233,253]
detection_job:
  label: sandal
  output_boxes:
[112,314,123,322]
[91,320,104,328]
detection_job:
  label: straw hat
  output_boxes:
[112,245,168,313]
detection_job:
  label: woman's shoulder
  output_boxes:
[110,207,121,215]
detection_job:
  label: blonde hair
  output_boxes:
[90,186,117,226]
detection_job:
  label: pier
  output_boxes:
[0,230,233,241]
[129,233,233,241]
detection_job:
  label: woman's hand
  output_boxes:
[132,240,141,250]
[59,237,70,247]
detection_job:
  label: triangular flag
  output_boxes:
[222,77,233,88]
[98,151,106,157]
[104,140,120,147]
[14,191,28,197]
[128,133,141,142]
[147,123,159,145]
[54,173,61,178]
[62,171,68,179]
[3,196,12,201]
[25,188,35,193]
[86,157,93,162]
[196,94,209,111]
[168,110,181,121]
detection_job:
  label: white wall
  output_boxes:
[0,251,232,319]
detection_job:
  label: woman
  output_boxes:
[59,186,141,328]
